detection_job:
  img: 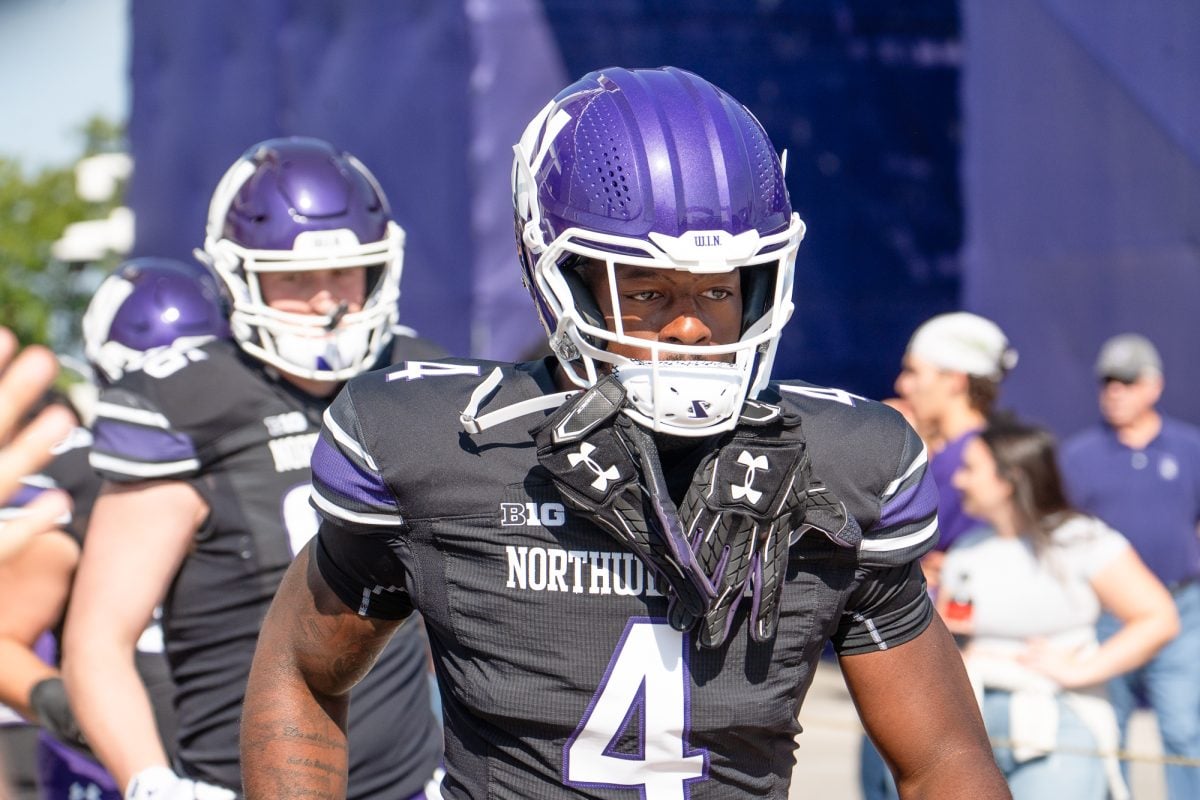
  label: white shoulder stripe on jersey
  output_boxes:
[322,408,380,472]
[20,474,58,490]
[881,445,929,499]
[0,508,72,526]
[88,451,200,478]
[94,401,172,430]
[860,518,938,553]
[311,489,400,527]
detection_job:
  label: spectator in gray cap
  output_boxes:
[1061,333,1200,799]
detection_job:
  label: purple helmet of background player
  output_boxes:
[200,136,403,382]
[82,257,230,385]
[512,66,806,437]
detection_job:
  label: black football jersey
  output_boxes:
[90,337,444,797]
[311,358,939,799]
[2,429,98,642]
[43,427,101,546]
[0,427,95,544]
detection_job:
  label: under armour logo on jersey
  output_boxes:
[567,442,621,491]
[731,450,769,504]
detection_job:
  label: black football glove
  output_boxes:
[532,376,715,620]
[676,403,862,647]
[29,676,91,755]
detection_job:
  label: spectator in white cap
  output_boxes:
[895,311,1018,553]
[863,311,1018,800]
[1061,333,1200,799]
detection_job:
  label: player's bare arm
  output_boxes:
[62,479,202,789]
[841,615,1011,799]
[242,541,403,800]
[0,529,77,716]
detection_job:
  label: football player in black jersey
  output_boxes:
[241,70,1010,799]
[0,393,98,800]
[0,259,220,800]
[62,139,445,800]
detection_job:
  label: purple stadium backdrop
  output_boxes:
[128,0,1200,436]
[960,0,1200,437]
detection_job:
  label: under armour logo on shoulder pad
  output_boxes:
[568,442,621,491]
[731,450,769,503]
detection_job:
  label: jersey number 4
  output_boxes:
[564,620,708,799]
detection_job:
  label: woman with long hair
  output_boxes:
[940,419,1179,799]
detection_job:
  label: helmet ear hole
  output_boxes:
[740,264,776,335]
[560,258,605,332]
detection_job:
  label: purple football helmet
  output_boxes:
[82,258,231,384]
[512,67,806,436]
[201,137,403,382]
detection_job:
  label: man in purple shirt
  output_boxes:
[1061,333,1200,800]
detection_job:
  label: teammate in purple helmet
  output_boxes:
[63,139,445,800]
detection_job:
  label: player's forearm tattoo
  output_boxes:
[242,698,351,799]
[295,609,396,694]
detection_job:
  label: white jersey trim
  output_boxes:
[881,445,928,500]
[311,489,401,527]
[94,401,172,430]
[89,451,200,478]
[860,518,938,553]
[322,408,380,472]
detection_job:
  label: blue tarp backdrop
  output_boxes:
[127,0,1200,436]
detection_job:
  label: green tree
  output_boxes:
[0,116,126,347]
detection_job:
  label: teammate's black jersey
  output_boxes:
[43,427,101,547]
[311,358,940,799]
[2,428,99,643]
[3,427,180,771]
[47,431,109,650]
[90,338,444,797]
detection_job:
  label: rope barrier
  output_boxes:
[797,713,1200,767]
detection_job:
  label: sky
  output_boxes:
[0,0,128,170]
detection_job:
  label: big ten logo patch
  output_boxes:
[500,501,566,527]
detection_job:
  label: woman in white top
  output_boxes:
[939,420,1178,800]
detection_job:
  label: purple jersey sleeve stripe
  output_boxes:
[4,483,45,508]
[1,478,71,526]
[875,469,939,531]
[311,434,397,512]
[91,418,198,464]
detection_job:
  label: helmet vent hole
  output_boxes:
[747,127,786,209]
[576,93,638,220]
